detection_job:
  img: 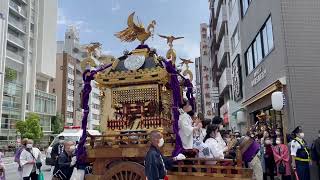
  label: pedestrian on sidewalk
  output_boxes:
[20,139,42,180]
[14,138,28,179]
[272,137,291,180]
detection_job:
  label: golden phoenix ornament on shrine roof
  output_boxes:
[115,12,156,45]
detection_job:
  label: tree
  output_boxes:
[51,114,64,134]
[16,113,43,141]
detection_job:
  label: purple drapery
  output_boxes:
[76,63,112,168]
[184,79,195,111]
[163,60,183,156]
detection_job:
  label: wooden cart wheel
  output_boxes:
[104,161,145,180]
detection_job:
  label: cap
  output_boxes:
[292,126,302,134]
[212,116,223,125]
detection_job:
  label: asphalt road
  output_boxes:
[3,154,53,180]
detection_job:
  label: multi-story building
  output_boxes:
[209,0,241,131]
[0,0,57,144]
[210,0,320,146]
[51,26,101,130]
[197,23,214,120]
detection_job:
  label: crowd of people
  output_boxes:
[145,99,320,180]
[11,136,77,180]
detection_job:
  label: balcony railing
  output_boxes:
[219,68,232,95]
[214,0,223,18]
[8,17,26,32]
[9,1,27,18]
[6,50,24,63]
[3,81,23,97]
[35,89,57,115]
[216,5,227,42]
[7,34,25,48]
[217,35,230,68]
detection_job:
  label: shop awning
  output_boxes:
[242,81,283,107]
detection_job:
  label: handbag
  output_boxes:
[38,171,44,180]
[277,147,286,174]
[27,149,42,169]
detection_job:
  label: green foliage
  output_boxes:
[51,114,64,134]
[16,113,43,141]
[5,67,17,81]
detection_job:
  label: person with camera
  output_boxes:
[19,139,42,180]
[52,140,76,180]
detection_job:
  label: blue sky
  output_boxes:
[57,0,209,62]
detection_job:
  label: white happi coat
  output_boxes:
[178,109,194,149]
[205,138,225,160]
[20,147,41,178]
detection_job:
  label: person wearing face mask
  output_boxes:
[178,99,201,157]
[262,136,276,180]
[19,139,42,180]
[211,116,228,154]
[290,126,311,180]
[52,136,65,176]
[145,130,186,180]
[272,137,291,180]
[14,138,28,179]
[53,140,77,180]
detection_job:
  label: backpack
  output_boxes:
[311,141,319,161]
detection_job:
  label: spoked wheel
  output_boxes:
[104,161,145,180]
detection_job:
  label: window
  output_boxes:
[245,16,274,75]
[228,0,236,15]
[245,46,254,74]
[93,103,100,110]
[256,33,263,64]
[261,17,274,56]
[93,93,99,99]
[66,111,73,119]
[241,0,252,16]
[67,89,74,97]
[231,27,240,53]
[67,67,73,74]
[67,78,74,86]
[67,100,73,108]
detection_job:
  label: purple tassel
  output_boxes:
[76,63,112,168]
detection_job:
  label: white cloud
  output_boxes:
[57,8,94,33]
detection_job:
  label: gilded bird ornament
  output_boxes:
[115,12,156,45]
[179,58,194,66]
[85,42,102,56]
[158,34,184,48]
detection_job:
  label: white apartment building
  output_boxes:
[54,26,101,130]
[0,0,57,144]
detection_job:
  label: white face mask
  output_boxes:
[59,140,64,144]
[158,138,164,147]
[299,133,305,138]
[276,140,281,145]
[265,140,272,145]
[219,125,223,130]
[26,144,33,149]
[69,145,76,151]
